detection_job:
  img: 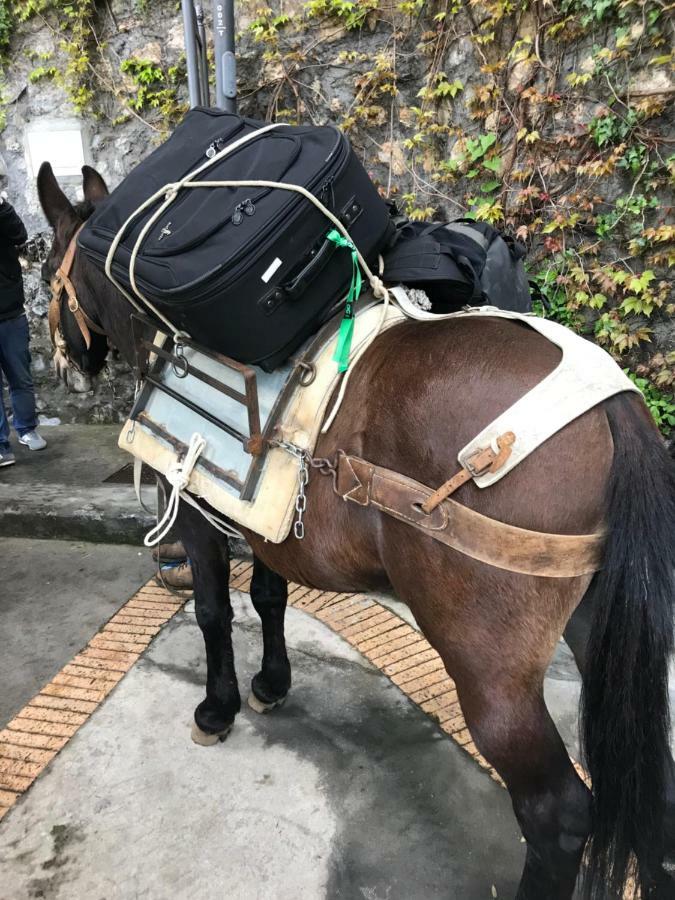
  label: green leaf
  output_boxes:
[480,179,501,192]
[482,157,502,173]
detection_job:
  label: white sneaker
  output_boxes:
[0,450,15,467]
[18,430,47,451]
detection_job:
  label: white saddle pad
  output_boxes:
[119,302,405,543]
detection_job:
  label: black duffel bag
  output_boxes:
[79,109,394,371]
[380,217,532,313]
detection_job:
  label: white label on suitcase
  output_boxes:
[262,257,283,283]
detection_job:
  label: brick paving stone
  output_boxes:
[328,603,380,629]
[111,603,177,619]
[6,718,80,739]
[315,594,356,616]
[452,728,473,746]
[0,789,19,807]
[69,654,135,675]
[0,744,57,765]
[395,666,451,695]
[0,757,42,779]
[287,586,312,605]
[104,623,161,638]
[110,606,174,624]
[52,673,120,692]
[347,617,401,646]
[420,690,459,714]
[61,665,123,684]
[41,683,107,704]
[356,624,411,653]
[292,590,326,610]
[367,631,424,661]
[30,694,97,715]
[137,585,187,598]
[338,609,396,638]
[88,636,149,654]
[407,677,457,705]
[14,707,87,727]
[381,647,439,677]
[0,730,68,752]
[315,598,359,622]
[0,773,32,792]
[78,648,139,667]
[307,592,344,612]
[442,713,467,734]
[391,658,447,688]
[300,592,341,614]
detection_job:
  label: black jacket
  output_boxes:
[0,200,28,322]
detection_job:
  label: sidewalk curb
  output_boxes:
[0,483,154,545]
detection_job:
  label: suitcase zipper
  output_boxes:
[231,198,256,225]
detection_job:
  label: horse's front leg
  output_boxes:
[247,555,291,713]
[175,505,240,745]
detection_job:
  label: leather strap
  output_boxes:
[333,453,604,578]
[420,431,515,514]
[49,226,105,350]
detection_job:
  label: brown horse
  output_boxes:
[38,162,674,900]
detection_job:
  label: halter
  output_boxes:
[48,224,106,353]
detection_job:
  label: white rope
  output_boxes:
[178,491,245,540]
[143,432,206,546]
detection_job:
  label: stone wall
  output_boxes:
[1,0,672,427]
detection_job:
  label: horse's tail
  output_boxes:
[581,393,674,898]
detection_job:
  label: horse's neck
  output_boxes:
[78,253,138,366]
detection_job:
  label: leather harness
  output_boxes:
[48,226,106,351]
[330,451,604,578]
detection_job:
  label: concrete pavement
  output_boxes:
[0,538,155,727]
[0,590,525,899]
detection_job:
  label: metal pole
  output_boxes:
[182,0,202,108]
[195,4,210,107]
[213,0,237,112]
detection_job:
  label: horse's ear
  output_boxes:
[37,162,77,229]
[82,165,109,203]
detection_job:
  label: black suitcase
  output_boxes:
[79,109,394,370]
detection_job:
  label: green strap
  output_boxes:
[326,228,362,372]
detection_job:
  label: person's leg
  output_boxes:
[0,316,39,439]
[0,361,11,454]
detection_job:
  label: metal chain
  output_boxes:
[272,440,337,540]
[294,453,309,539]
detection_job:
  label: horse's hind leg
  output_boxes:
[388,559,591,900]
[176,505,239,744]
[247,555,291,713]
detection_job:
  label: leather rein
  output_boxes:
[48,225,106,354]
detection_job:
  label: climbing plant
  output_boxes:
[1,0,187,130]
[239,0,674,433]
[0,0,672,432]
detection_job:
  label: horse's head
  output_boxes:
[37,162,111,387]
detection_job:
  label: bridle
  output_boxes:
[48,224,106,356]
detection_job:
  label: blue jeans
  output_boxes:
[0,314,37,451]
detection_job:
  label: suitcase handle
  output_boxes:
[283,235,337,301]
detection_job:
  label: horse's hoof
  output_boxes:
[247,692,287,714]
[190,721,232,746]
